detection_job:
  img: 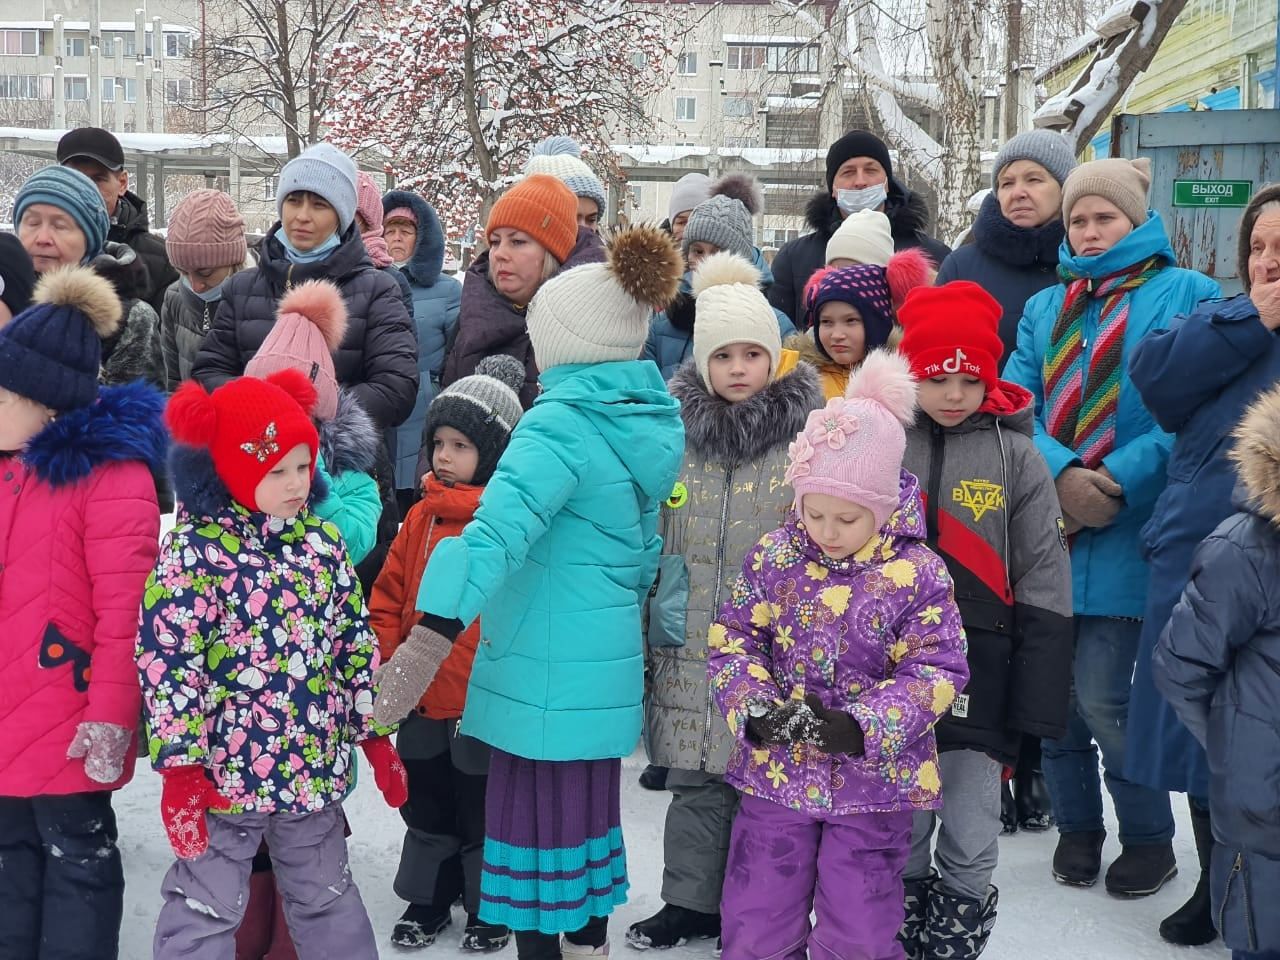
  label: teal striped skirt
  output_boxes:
[478,750,628,934]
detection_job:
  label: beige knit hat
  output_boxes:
[691,252,781,392]
[824,209,893,267]
[1062,157,1152,228]
[527,224,682,372]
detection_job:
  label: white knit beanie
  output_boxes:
[668,172,712,222]
[825,209,893,267]
[691,252,782,392]
[528,225,682,372]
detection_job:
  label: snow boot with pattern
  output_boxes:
[463,914,511,952]
[391,903,452,949]
[625,904,720,949]
[898,873,936,960]
[923,885,998,959]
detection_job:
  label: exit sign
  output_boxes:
[1173,180,1252,207]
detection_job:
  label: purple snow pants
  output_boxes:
[153,804,375,960]
[721,793,913,960]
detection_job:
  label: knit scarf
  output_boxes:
[1043,256,1163,468]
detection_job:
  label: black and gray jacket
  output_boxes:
[110,190,178,316]
[644,357,823,774]
[90,241,163,390]
[902,380,1073,766]
[159,280,224,393]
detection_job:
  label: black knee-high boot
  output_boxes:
[1159,797,1218,946]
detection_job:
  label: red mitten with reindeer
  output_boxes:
[160,766,226,860]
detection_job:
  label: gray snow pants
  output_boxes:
[152,804,375,960]
[661,768,740,914]
[904,749,1002,901]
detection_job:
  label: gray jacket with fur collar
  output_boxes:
[644,358,822,774]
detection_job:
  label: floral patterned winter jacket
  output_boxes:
[137,446,387,814]
[709,470,969,817]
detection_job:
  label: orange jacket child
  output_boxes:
[365,353,525,951]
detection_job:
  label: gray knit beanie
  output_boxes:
[277,143,359,233]
[668,172,712,222]
[424,355,525,485]
[682,195,754,261]
[992,130,1078,190]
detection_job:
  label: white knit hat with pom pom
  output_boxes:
[527,224,683,371]
[785,349,918,530]
[690,251,782,391]
[525,136,607,212]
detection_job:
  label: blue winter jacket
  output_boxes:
[1154,399,1280,953]
[1124,293,1269,796]
[1003,212,1220,617]
[641,249,795,382]
[381,190,462,492]
[417,360,684,761]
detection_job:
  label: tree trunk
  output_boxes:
[1004,0,1022,141]
[274,1,300,158]
[928,0,985,242]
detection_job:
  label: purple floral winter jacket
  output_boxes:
[709,470,969,817]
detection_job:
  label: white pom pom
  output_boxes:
[844,349,917,426]
[689,251,761,297]
[532,135,582,158]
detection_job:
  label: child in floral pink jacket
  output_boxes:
[709,349,968,960]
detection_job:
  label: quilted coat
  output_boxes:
[439,228,604,410]
[381,190,463,492]
[644,358,822,775]
[190,223,419,431]
[369,474,484,720]
[0,382,166,796]
[137,444,388,814]
[708,471,969,817]
[417,360,684,761]
[311,387,383,565]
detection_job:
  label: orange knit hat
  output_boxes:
[486,173,578,263]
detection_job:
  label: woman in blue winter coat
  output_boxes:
[1153,379,1280,960]
[371,222,686,959]
[382,189,463,513]
[1124,183,1280,946]
[1003,157,1220,900]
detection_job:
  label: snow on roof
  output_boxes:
[727,147,821,165]
[612,144,711,164]
[765,94,820,109]
[0,127,292,155]
[611,143,821,166]
[0,20,196,32]
[723,34,815,45]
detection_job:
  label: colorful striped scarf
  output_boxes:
[1043,256,1164,468]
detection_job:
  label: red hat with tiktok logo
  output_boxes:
[896,281,1005,391]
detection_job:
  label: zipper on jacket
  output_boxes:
[701,464,735,769]
[926,421,944,541]
[1218,852,1255,951]
[201,303,211,334]
[286,263,296,290]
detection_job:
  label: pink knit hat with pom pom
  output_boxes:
[786,348,918,530]
[245,280,348,421]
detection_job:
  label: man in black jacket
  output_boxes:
[768,129,950,328]
[58,127,178,316]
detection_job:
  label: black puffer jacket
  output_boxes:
[767,179,950,327]
[110,190,178,316]
[191,224,418,430]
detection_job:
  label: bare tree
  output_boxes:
[192,0,360,160]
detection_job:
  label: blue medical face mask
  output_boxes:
[837,183,888,215]
[181,275,226,303]
[279,229,341,264]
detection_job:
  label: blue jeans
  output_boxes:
[1041,615,1174,846]
[1233,952,1280,960]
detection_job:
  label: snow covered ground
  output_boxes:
[116,747,1221,958]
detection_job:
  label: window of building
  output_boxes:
[101,76,115,101]
[727,45,765,70]
[104,77,137,102]
[675,95,696,122]
[65,37,88,58]
[723,95,754,118]
[766,44,819,73]
[64,75,89,100]
[677,51,697,75]
[122,32,153,58]
[0,30,37,55]
[165,32,192,58]
[165,78,194,103]
[0,74,41,99]
[628,184,644,209]
[262,175,279,201]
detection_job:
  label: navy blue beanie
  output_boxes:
[13,166,111,262]
[0,266,122,411]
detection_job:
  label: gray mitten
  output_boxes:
[1055,466,1122,529]
[66,721,133,784]
[372,626,453,726]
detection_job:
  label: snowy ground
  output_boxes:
[116,747,1221,959]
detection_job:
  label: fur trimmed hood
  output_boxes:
[1231,383,1280,524]
[382,189,447,288]
[669,358,822,464]
[785,326,903,368]
[169,442,331,520]
[318,388,379,477]
[804,178,933,244]
[21,380,168,487]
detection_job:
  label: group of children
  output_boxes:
[3,162,1278,960]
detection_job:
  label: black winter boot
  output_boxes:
[625,904,719,949]
[1052,830,1106,886]
[463,914,512,952]
[1014,771,1054,832]
[1160,799,1218,944]
[923,885,998,959]
[638,764,669,791]
[392,902,453,948]
[1105,842,1178,897]
[999,781,1017,836]
[897,874,935,960]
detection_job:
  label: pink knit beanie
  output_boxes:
[244,280,348,421]
[385,206,417,225]
[785,349,918,530]
[165,189,246,272]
